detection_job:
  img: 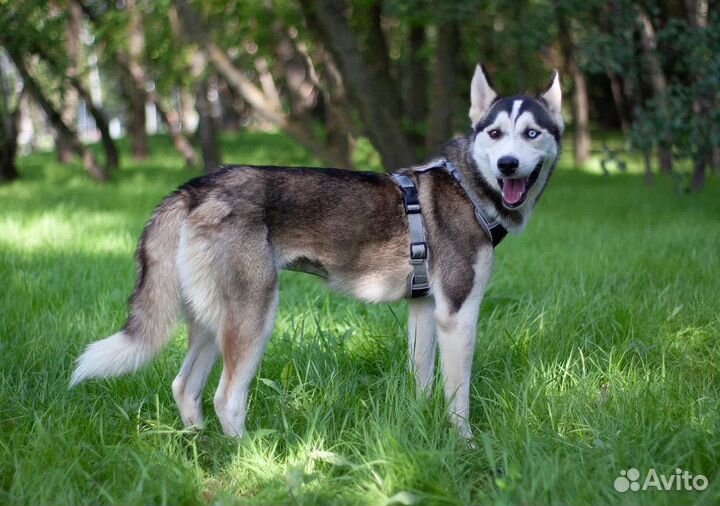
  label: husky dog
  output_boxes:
[71,64,563,439]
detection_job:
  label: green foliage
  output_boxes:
[386,0,555,88]
[655,13,720,160]
[0,1,74,105]
[580,1,720,173]
[1,133,719,505]
[4,0,719,181]
[0,1,66,59]
[141,0,196,95]
[577,0,637,75]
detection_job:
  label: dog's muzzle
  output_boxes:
[497,160,543,209]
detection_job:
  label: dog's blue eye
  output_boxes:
[526,129,540,139]
[488,129,502,139]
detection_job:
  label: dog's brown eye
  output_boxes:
[488,129,502,139]
[525,128,540,139]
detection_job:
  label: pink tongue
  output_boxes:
[502,178,526,204]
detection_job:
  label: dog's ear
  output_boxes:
[469,64,498,126]
[539,69,563,130]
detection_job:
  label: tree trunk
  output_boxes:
[0,67,20,183]
[556,5,590,165]
[358,0,401,118]
[56,0,82,163]
[643,149,653,186]
[273,22,318,117]
[309,46,355,167]
[272,21,352,168]
[572,68,590,165]
[299,0,415,170]
[195,79,222,173]
[254,57,283,115]
[637,8,672,174]
[154,97,198,167]
[124,0,149,159]
[0,111,19,183]
[68,75,119,169]
[607,72,631,135]
[173,0,354,168]
[75,0,149,159]
[685,0,708,29]
[9,52,108,181]
[657,149,673,175]
[425,21,459,152]
[217,79,243,130]
[13,23,121,171]
[691,155,707,192]
[322,52,357,162]
[404,25,427,149]
[127,83,148,158]
[686,0,709,190]
[115,53,197,167]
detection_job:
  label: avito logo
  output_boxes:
[614,468,708,493]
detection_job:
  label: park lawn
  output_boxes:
[1,133,719,506]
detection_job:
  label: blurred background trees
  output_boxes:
[0,0,716,188]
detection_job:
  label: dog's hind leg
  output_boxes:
[196,224,279,438]
[213,281,279,437]
[172,314,219,428]
[407,297,437,394]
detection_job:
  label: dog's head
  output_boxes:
[469,65,564,210]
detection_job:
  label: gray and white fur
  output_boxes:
[71,64,563,440]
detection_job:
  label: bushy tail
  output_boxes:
[70,194,187,387]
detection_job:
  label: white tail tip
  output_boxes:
[70,331,153,387]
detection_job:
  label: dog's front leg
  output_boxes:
[407,297,437,394]
[434,248,493,440]
[435,296,480,439]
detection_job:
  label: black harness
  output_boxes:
[391,159,508,299]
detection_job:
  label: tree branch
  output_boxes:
[173,0,352,167]
[7,51,108,181]
[299,0,415,169]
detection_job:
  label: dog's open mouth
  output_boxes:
[497,161,543,209]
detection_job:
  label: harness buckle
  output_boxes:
[409,273,431,297]
[405,202,421,213]
[410,242,427,261]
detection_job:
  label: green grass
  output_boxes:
[1,132,719,505]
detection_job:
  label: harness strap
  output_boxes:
[391,158,508,299]
[439,160,508,247]
[410,159,508,247]
[391,173,431,298]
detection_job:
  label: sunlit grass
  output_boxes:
[560,128,699,178]
[1,132,719,505]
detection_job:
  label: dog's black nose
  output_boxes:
[497,156,519,175]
